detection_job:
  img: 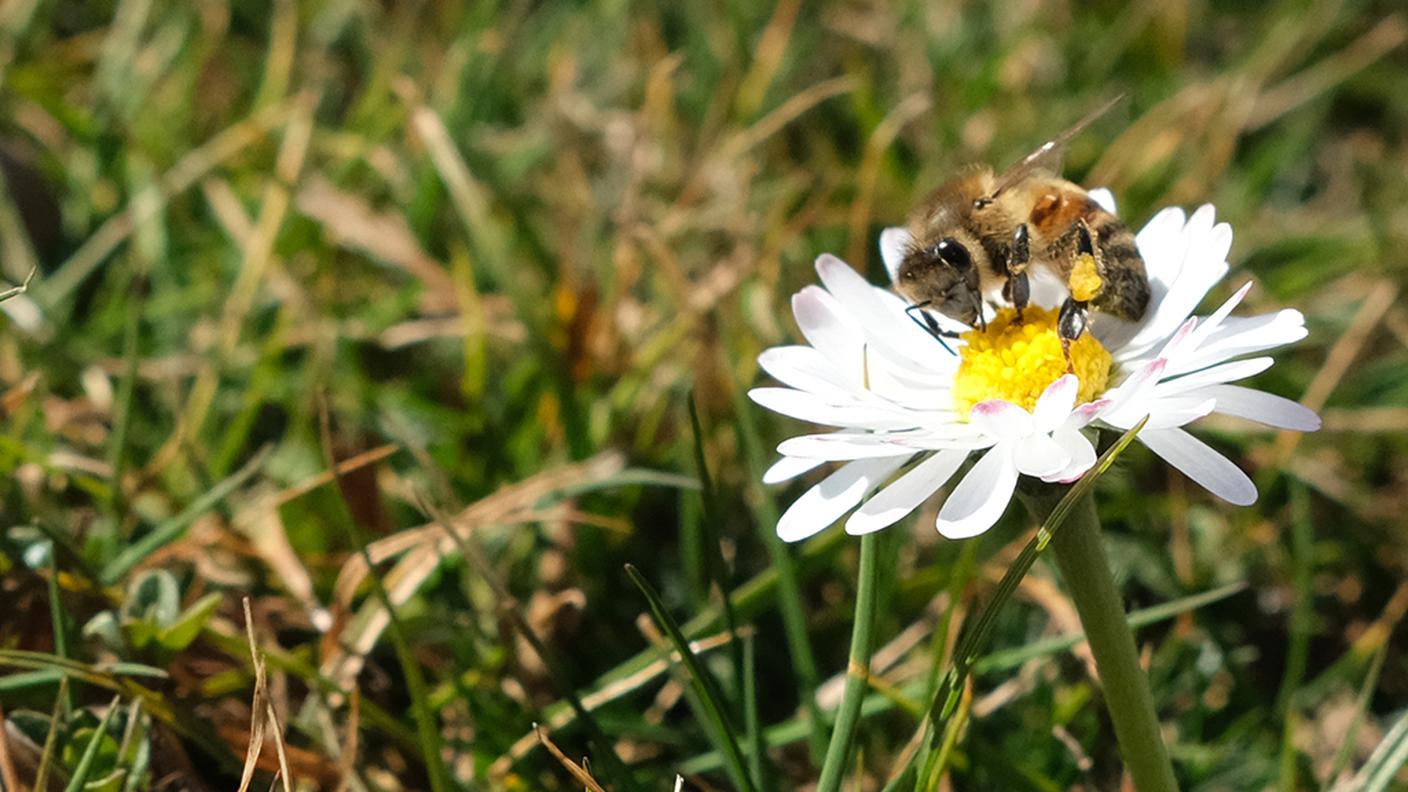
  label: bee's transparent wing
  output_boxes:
[985,95,1125,200]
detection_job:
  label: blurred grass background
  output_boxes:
[0,0,1406,789]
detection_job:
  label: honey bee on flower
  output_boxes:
[750,194,1319,541]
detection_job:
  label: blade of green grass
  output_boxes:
[199,624,422,756]
[1349,707,1408,792]
[626,563,757,792]
[502,526,847,773]
[727,359,827,761]
[0,650,169,683]
[816,532,883,791]
[47,550,72,713]
[1278,480,1315,791]
[104,268,145,524]
[742,632,767,790]
[32,676,69,792]
[100,444,272,585]
[904,419,1148,790]
[973,581,1248,674]
[1325,639,1389,786]
[62,694,122,792]
[687,393,757,781]
[417,493,643,792]
[683,576,1238,777]
[316,400,450,792]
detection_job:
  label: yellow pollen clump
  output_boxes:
[1068,254,1104,302]
[951,306,1112,417]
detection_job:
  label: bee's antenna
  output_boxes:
[904,302,958,356]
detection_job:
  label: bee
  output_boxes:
[895,98,1150,366]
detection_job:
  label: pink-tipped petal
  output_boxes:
[1032,374,1079,432]
[968,400,1034,442]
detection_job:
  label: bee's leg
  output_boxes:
[905,302,960,356]
[1066,220,1105,304]
[1057,297,1089,374]
[1004,224,1032,321]
[1076,221,1095,258]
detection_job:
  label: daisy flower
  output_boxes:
[750,192,1319,541]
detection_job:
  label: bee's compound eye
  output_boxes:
[931,238,973,271]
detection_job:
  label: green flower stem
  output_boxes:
[816,532,881,791]
[1034,490,1179,792]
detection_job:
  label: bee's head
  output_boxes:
[897,237,984,326]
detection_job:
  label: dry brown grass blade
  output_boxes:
[238,598,270,792]
[238,505,328,630]
[733,0,802,118]
[490,629,745,775]
[1273,278,1398,462]
[294,175,458,309]
[273,443,400,508]
[0,701,19,792]
[534,724,609,792]
[321,451,625,682]
[240,598,294,792]
[333,688,360,792]
[201,177,256,250]
[845,92,931,266]
[717,75,858,163]
[151,91,319,476]
[45,98,299,302]
[1246,15,1408,130]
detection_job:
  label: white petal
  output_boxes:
[1026,265,1070,311]
[968,400,1034,441]
[758,346,855,400]
[1187,282,1253,346]
[1175,310,1308,373]
[778,427,983,460]
[1013,432,1071,478]
[1032,374,1078,432]
[1204,309,1306,349]
[1140,396,1217,429]
[792,287,865,382]
[1156,357,1273,395]
[1088,188,1117,213]
[1201,385,1321,431]
[748,387,922,429]
[1134,207,1187,274]
[763,456,823,484]
[776,456,911,542]
[880,227,912,284]
[845,450,969,535]
[1100,359,1169,428]
[1120,207,1232,359]
[1155,316,1200,362]
[1139,428,1257,506]
[1044,425,1097,483]
[814,254,956,369]
[936,444,1020,539]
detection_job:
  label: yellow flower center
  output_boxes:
[951,306,1112,417]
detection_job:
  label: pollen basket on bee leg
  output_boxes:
[1068,254,1104,303]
